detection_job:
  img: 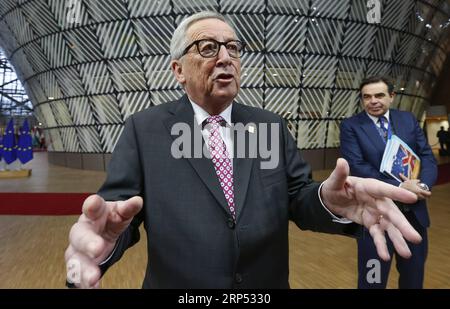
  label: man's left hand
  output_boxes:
[398,173,431,200]
[321,158,421,261]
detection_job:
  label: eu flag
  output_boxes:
[17,119,33,164]
[0,134,3,161]
[3,119,17,164]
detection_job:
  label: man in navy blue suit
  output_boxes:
[340,76,438,289]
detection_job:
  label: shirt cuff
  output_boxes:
[318,182,353,224]
[99,239,119,266]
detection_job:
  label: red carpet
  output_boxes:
[436,163,450,185]
[0,193,92,215]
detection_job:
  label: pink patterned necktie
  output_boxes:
[206,115,236,220]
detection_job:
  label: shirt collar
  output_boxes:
[366,110,390,125]
[189,98,233,127]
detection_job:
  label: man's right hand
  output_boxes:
[64,194,143,288]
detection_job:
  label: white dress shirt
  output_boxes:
[366,110,390,130]
[190,99,234,159]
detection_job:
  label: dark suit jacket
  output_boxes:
[98,95,359,288]
[340,110,437,228]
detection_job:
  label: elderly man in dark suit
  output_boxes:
[65,12,421,289]
[340,76,437,289]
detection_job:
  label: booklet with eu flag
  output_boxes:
[379,135,421,183]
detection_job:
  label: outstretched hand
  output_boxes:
[65,194,143,288]
[321,158,421,261]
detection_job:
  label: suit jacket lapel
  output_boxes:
[231,103,254,221]
[163,95,230,215]
[389,109,405,140]
[359,112,386,152]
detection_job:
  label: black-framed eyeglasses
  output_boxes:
[182,39,246,58]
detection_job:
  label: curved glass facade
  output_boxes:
[0,0,449,157]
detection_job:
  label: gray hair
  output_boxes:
[170,11,236,60]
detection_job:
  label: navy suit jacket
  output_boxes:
[340,109,437,227]
[97,95,360,288]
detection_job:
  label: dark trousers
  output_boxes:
[357,211,428,289]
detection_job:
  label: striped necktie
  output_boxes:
[378,116,389,142]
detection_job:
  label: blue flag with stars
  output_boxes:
[0,133,3,161]
[17,119,33,164]
[3,119,17,164]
